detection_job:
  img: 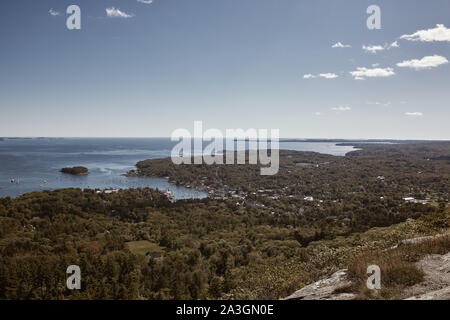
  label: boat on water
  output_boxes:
[163,189,175,199]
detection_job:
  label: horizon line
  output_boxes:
[1,137,450,142]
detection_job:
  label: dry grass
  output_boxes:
[125,240,164,256]
[347,235,450,299]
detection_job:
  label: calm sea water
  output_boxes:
[0,138,357,198]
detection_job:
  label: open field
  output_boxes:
[125,241,164,256]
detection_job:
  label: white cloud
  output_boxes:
[372,63,380,67]
[319,73,338,79]
[349,67,395,80]
[137,0,154,3]
[362,45,385,53]
[106,7,134,18]
[397,55,448,70]
[332,42,351,48]
[303,73,338,79]
[367,101,391,107]
[405,112,423,117]
[49,9,60,16]
[332,106,351,111]
[314,112,324,116]
[362,41,399,53]
[400,24,450,42]
[389,41,399,48]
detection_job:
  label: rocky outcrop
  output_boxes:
[405,287,450,300]
[283,269,356,300]
[285,238,450,300]
[404,253,450,300]
[391,232,450,249]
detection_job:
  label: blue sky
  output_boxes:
[0,0,449,139]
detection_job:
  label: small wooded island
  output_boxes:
[60,166,89,175]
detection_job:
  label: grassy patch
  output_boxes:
[294,162,314,167]
[347,235,450,299]
[125,240,164,256]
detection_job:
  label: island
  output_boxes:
[60,166,89,175]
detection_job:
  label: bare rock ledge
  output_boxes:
[283,269,356,300]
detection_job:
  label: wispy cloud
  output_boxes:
[332,106,351,111]
[49,9,60,16]
[137,0,154,4]
[390,41,399,48]
[405,112,423,117]
[314,112,324,116]
[319,73,338,79]
[367,101,391,107]
[396,55,448,70]
[106,7,134,18]
[400,24,450,42]
[362,45,385,53]
[362,41,399,53]
[332,42,351,48]
[349,67,395,80]
[303,73,338,79]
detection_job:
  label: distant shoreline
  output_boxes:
[0,137,449,142]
